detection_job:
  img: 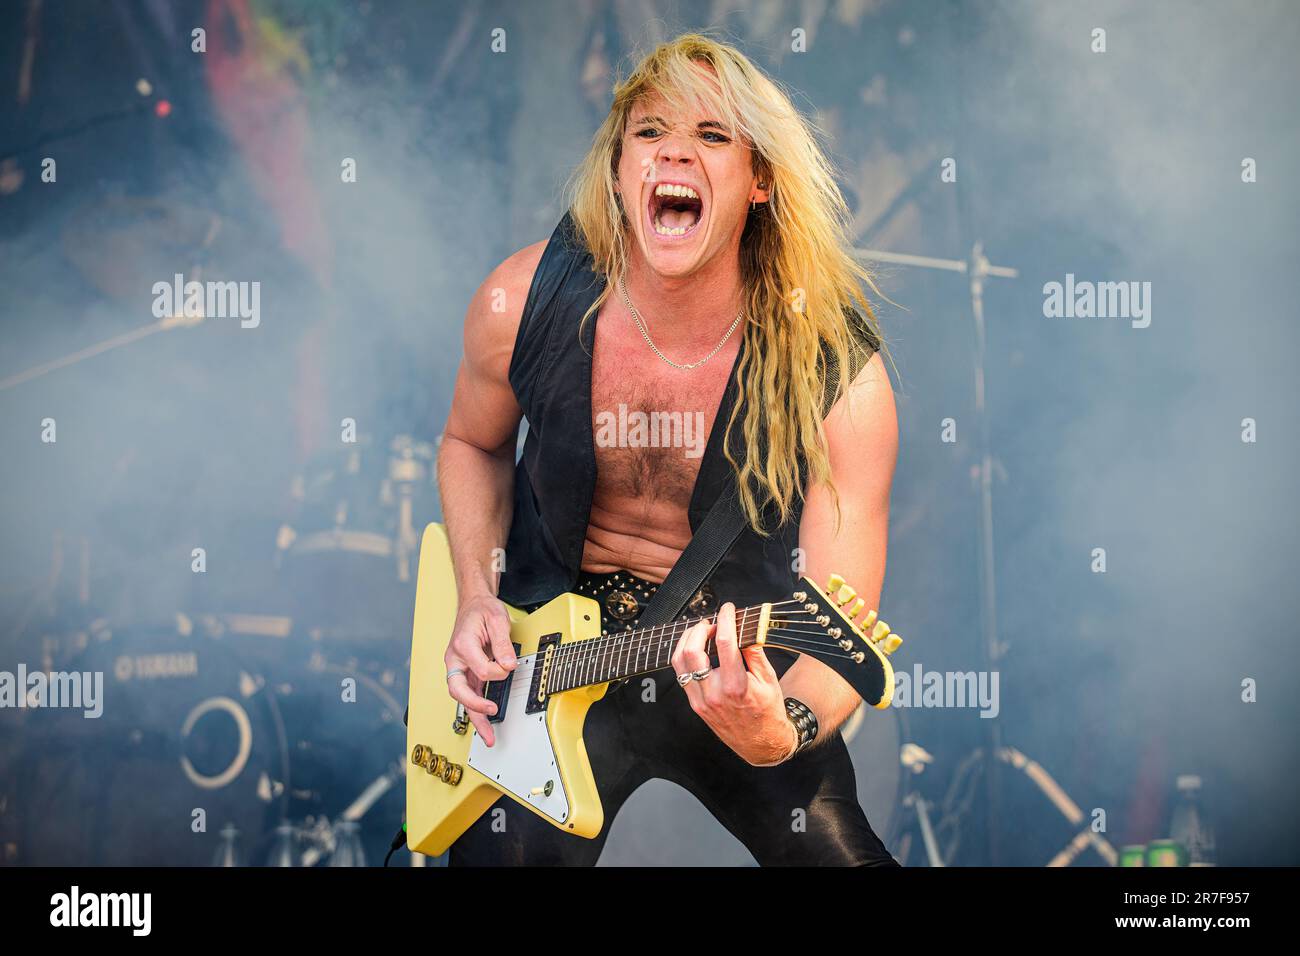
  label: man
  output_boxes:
[437,34,899,865]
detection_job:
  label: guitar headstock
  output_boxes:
[758,573,901,709]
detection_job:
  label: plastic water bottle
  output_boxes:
[1169,775,1216,865]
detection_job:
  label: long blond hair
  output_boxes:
[567,33,888,534]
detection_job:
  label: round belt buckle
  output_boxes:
[604,589,640,621]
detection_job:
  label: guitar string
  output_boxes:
[467,594,868,700]
[541,608,849,686]
[489,618,869,704]
[543,616,871,683]
[476,591,885,703]
[539,597,857,669]
[493,614,776,702]
[491,643,864,706]
[534,609,875,696]
[490,614,801,703]
[541,614,868,670]
[491,637,864,707]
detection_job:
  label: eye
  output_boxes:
[634,127,661,139]
[700,131,730,144]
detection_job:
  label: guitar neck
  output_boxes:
[546,602,773,694]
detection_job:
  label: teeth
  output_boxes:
[651,183,700,236]
[653,183,699,200]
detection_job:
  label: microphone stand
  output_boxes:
[855,240,1018,864]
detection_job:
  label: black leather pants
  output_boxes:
[448,570,899,867]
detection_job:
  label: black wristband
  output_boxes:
[784,697,818,756]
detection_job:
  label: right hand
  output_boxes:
[444,592,517,747]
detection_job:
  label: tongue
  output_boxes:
[658,206,699,230]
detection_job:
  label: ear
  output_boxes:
[750,176,771,205]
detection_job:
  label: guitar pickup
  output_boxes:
[482,642,521,724]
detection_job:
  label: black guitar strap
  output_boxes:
[634,316,867,628]
[633,480,749,628]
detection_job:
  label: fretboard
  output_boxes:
[546,604,770,694]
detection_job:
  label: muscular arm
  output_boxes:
[780,350,899,741]
[437,242,546,602]
[436,241,546,744]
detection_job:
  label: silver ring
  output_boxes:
[690,668,712,682]
[675,672,693,687]
[446,668,465,682]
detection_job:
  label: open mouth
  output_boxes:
[647,183,704,239]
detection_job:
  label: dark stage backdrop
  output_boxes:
[1,0,1297,867]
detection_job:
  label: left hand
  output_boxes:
[671,602,798,767]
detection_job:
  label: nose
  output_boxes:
[655,125,698,168]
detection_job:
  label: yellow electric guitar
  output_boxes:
[405,523,903,857]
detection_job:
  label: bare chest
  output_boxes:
[589,303,738,508]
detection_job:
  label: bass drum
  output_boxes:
[270,650,408,866]
[12,617,290,866]
[596,704,909,865]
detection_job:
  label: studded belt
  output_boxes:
[572,569,717,636]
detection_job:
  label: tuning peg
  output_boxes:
[860,608,878,631]
[882,634,902,655]
[827,573,845,593]
[834,584,857,605]
[870,621,891,643]
[847,598,866,620]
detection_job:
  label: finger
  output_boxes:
[676,618,714,709]
[469,710,495,747]
[679,617,713,673]
[457,633,510,682]
[447,672,497,716]
[680,674,705,712]
[741,641,781,686]
[483,610,518,671]
[713,602,747,697]
[447,672,497,747]
[670,618,699,674]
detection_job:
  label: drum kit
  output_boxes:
[0,191,1095,864]
[2,431,437,867]
[2,421,1103,866]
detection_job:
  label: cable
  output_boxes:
[383,823,406,868]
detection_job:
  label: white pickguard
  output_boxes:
[466,654,571,824]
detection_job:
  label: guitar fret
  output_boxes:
[549,602,779,694]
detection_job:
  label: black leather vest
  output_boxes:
[497,212,875,612]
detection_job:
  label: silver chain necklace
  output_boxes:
[618,274,743,371]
